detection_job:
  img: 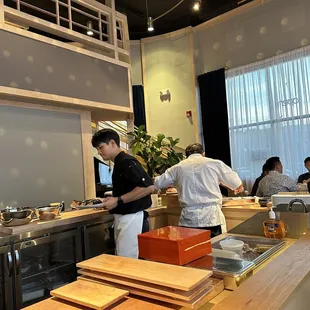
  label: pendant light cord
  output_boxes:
[146,0,149,20]
[146,0,185,23]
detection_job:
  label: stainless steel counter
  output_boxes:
[0,211,114,246]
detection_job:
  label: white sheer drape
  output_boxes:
[226,46,310,191]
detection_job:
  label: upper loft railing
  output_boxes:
[1,0,130,64]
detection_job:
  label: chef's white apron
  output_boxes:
[219,208,227,233]
[114,211,144,258]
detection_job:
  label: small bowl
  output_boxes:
[258,198,271,207]
[36,206,61,221]
[0,207,35,227]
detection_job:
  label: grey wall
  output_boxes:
[0,105,85,208]
[0,30,130,107]
[130,42,143,85]
[194,0,310,74]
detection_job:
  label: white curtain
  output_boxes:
[226,46,310,192]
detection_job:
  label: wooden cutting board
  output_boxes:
[78,269,212,301]
[77,254,212,291]
[78,276,213,309]
[50,280,129,310]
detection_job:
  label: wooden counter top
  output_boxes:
[0,206,167,236]
[23,296,181,310]
[222,204,268,212]
[161,193,268,212]
[212,231,310,310]
[0,208,110,235]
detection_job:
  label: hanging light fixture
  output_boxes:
[87,20,94,36]
[145,0,187,32]
[148,17,154,32]
[193,0,202,11]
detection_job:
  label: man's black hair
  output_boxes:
[91,128,120,148]
[265,156,281,171]
[262,163,269,173]
[304,157,310,164]
[185,143,204,158]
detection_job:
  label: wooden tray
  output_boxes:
[77,254,212,291]
[78,276,213,309]
[78,269,212,301]
[50,279,128,310]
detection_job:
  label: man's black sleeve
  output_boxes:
[123,159,153,187]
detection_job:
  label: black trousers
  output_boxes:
[181,225,222,238]
[142,218,150,233]
[142,210,150,233]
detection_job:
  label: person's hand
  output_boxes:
[234,184,244,195]
[303,178,310,184]
[102,197,118,211]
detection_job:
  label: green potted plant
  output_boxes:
[128,125,184,178]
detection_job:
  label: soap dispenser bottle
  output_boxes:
[263,206,286,239]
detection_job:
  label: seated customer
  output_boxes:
[251,163,269,196]
[298,157,310,192]
[256,157,297,197]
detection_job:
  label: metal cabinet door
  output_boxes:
[13,228,82,309]
[0,245,14,310]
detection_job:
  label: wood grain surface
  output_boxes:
[22,297,91,310]
[78,276,213,309]
[50,280,128,310]
[77,254,212,291]
[78,269,212,301]
[212,232,310,310]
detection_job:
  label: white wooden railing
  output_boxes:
[1,0,130,64]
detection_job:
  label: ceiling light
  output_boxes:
[87,21,94,36]
[193,0,201,11]
[148,17,154,32]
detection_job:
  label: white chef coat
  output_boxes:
[154,154,242,228]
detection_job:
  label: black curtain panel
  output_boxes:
[198,69,231,196]
[132,85,147,130]
[198,68,231,167]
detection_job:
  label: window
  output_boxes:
[226,46,310,191]
[99,163,112,185]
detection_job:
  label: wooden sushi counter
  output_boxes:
[160,194,268,231]
[3,195,310,310]
[22,230,310,310]
[0,194,265,238]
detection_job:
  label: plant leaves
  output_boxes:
[128,126,183,177]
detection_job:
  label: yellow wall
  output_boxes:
[141,30,199,149]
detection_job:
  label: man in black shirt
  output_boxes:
[298,157,310,192]
[92,129,154,258]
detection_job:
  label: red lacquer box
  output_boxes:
[138,226,212,265]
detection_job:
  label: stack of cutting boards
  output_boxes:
[76,254,214,309]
